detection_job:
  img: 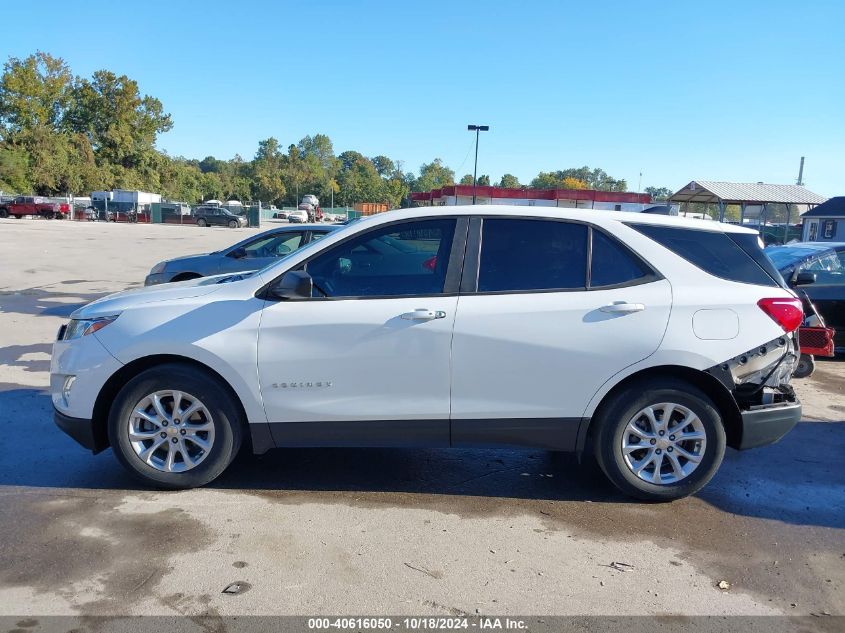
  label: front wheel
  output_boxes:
[108,363,243,489]
[593,379,726,501]
[228,219,238,228]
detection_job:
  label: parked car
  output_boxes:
[192,206,247,228]
[53,206,802,501]
[0,196,70,219]
[144,224,339,285]
[287,209,309,223]
[765,242,845,350]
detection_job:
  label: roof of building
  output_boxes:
[801,196,845,217]
[670,181,827,205]
[411,185,650,204]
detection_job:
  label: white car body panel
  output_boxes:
[450,279,672,420]
[51,205,799,458]
[257,296,458,423]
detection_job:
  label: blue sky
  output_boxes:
[3,0,843,195]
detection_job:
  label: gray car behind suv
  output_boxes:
[144,224,338,285]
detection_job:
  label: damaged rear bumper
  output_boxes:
[737,401,801,449]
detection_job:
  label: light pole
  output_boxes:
[467,124,489,204]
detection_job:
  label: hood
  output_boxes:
[161,253,214,269]
[72,274,229,319]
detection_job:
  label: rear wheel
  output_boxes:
[196,217,208,227]
[793,354,815,379]
[593,379,726,501]
[108,363,243,489]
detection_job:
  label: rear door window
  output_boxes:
[477,219,588,292]
[590,229,656,288]
[629,224,778,287]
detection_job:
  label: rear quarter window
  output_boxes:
[628,224,778,287]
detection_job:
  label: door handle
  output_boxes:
[401,308,446,321]
[599,302,645,314]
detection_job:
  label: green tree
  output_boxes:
[459,174,474,185]
[65,69,172,171]
[252,137,286,203]
[644,186,673,201]
[0,52,73,138]
[498,173,521,188]
[371,155,395,178]
[414,158,454,192]
[477,174,491,186]
[530,167,626,191]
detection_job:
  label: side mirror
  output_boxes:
[268,270,313,300]
[228,246,247,259]
[794,271,817,286]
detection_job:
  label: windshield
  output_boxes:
[765,246,834,271]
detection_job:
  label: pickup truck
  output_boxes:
[0,196,70,219]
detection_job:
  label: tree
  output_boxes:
[337,153,384,206]
[498,173,521,188]
[371,155,395,178]
[252,137,286,203]
[0,52,73,138]
[645,186,673,201]
[561,176,588,190]
[530,167,625,191]
[65,70,172,172]
[477,174,491,186]
[414,158,454,192]
[459,174,474,185]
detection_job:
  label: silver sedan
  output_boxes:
[144,224,338,286]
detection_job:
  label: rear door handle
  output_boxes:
[401,308,446,321]
[599,302,645,314]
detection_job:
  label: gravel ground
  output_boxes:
[0,218,842,619]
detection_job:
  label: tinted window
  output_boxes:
[244,232,304,258]
[305,219,455,298]
[478,219,587,292]
[630,224,777,287]
[590,230,654,287]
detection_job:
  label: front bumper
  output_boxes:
[738,401,801,449]
[54,406,104,453]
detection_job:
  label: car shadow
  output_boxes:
[0,379,841,529]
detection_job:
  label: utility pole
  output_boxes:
[467,124,490,204]
[796,156,805,186]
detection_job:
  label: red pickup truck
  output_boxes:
[0,196,70,219]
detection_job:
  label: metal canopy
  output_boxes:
[670,181,826,205]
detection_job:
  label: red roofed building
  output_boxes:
[410,185,652,212]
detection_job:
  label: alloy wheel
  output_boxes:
[127,390,215,473]
[621,402,707,485]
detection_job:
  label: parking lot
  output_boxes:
[0,218,843,618]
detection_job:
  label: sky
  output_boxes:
[2,0,844,196]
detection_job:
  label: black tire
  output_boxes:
[196,218,207,227]
[170,272,202,283]
[793,354,815,379]
[228,219,238,228]
[592,378,726,502]
[0,209,8,218]
[108,363,243,489]
[12,214,21,219]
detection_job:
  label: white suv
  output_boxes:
[51,206,803,501]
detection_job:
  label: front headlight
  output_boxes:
[150,261,166,275]
[61,315,119,340]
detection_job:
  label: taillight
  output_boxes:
[757,297,803,332]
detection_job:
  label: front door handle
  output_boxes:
[599,302,645,314]
[401,308,446,321]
